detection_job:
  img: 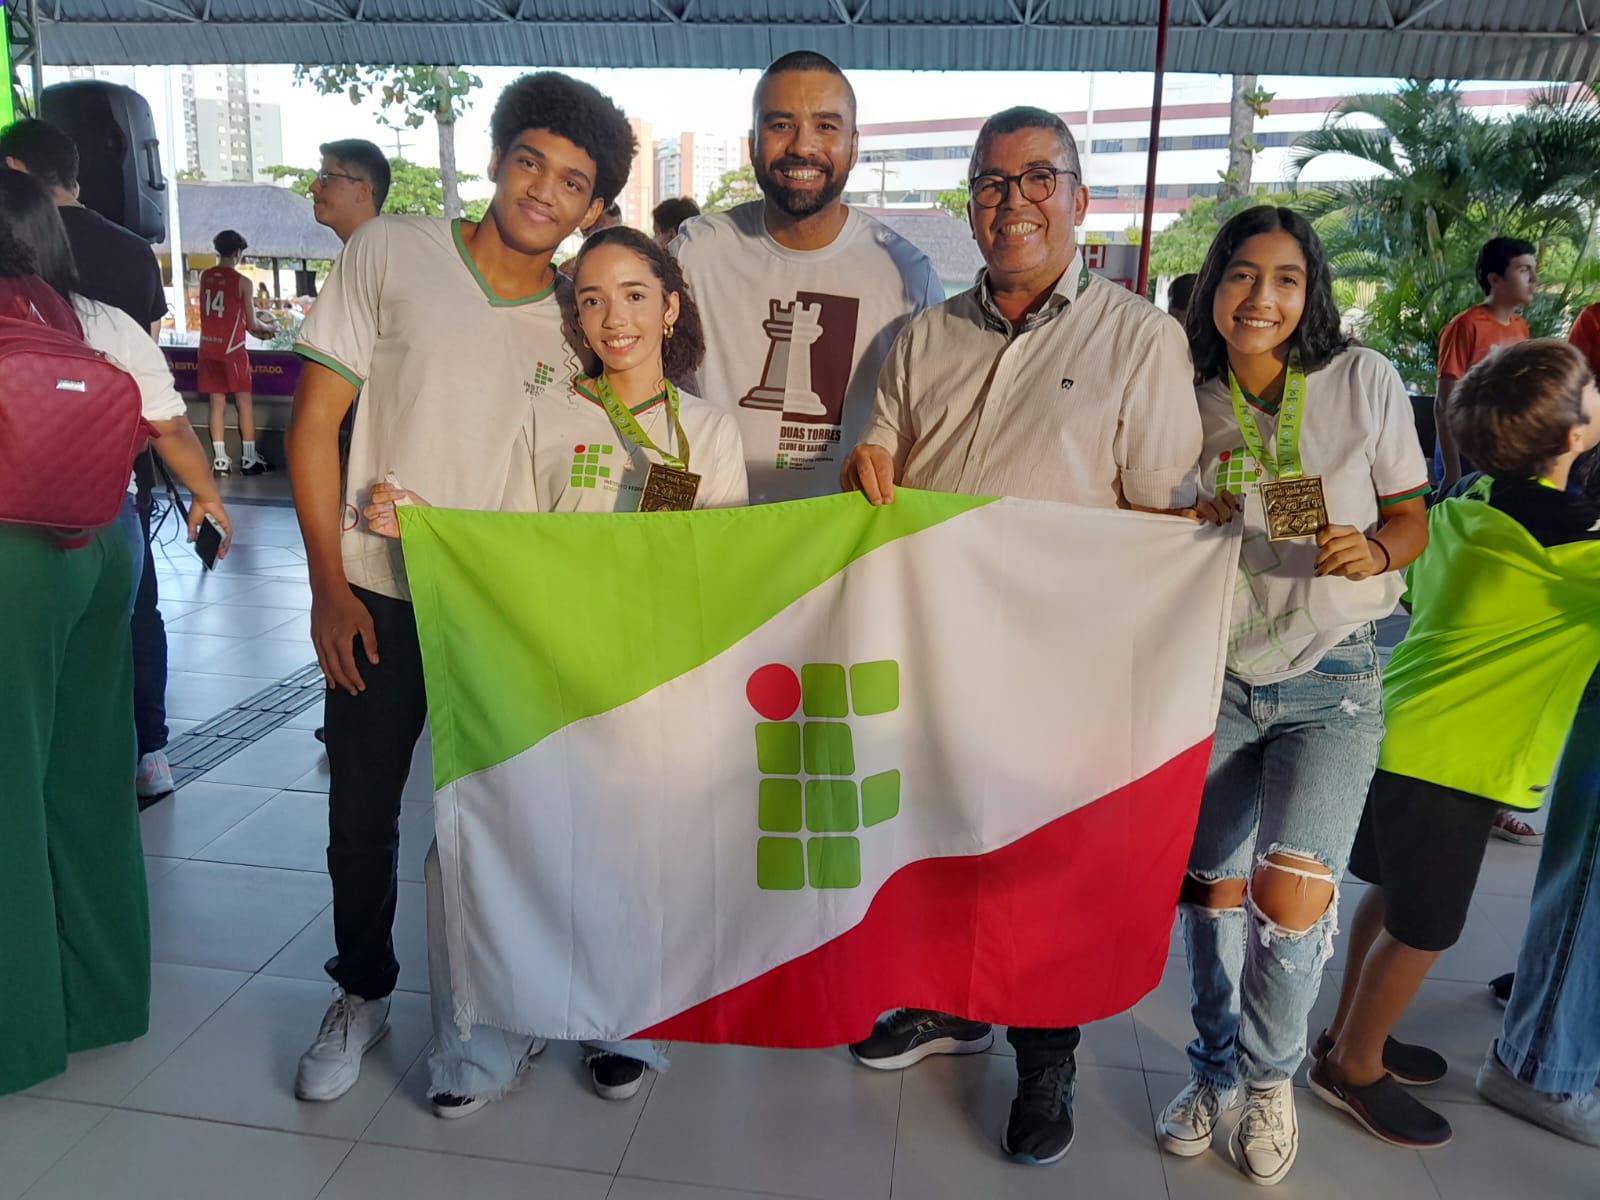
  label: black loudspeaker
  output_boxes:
[40,81,166,243]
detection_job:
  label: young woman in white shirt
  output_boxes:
[1155,206,1430,1186]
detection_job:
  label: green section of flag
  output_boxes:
[400,489,994,789]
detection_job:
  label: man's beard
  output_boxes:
[755,156,847,218]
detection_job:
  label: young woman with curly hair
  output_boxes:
[1156,206,1431,1186]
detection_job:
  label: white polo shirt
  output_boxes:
[858,254,1202,509]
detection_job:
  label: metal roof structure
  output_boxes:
[23,1,1600,80]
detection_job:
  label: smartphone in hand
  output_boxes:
[194,515,225,571]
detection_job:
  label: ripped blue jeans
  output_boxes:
[1181,625,1385,1090]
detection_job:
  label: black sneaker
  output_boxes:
[1489,972,1514,1008]
[241,458,274,476]
[313,726,326,744]
[1311,1028,1447,1086]
[848,1009,993,1071]
[1308,1057,1452,1148]
[588,1052,646,1101]
[1002,1056,1076,1165]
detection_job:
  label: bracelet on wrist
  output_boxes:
[1367,536,1392,573]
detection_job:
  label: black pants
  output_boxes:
[322,586,427,1001]
[130,473,168,758]
[1007,1024,1082,1070]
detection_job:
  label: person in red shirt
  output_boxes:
[198,229,276,475]
[1568,301,1600,378]
[1434,237,1537,491]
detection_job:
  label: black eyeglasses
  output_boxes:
[969,167,1078,209]
[314,170,364,187]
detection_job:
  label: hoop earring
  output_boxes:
[663,323,675,340]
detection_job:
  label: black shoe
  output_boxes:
[588,1052,646,1101]
[848,1009,994,1071]
[1489,972,1514,1008]
[313,726,326,744]
[241,458,274,476]
[1308,1057,1452,1148]
[1312,1028,1447,1086]
[1002,1056,1076,1165]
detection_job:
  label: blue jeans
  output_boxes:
[423,842,666,1099]
[116,494,143,618]
[1182,626,1386,1090]
[1497,666,1600,1095]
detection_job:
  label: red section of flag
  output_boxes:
[634,739,1210,1048]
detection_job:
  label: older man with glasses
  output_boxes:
[841,105,1202,1168]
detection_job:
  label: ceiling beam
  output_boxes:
[1394,0,1446,32]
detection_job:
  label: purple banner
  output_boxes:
[163,347,303,397]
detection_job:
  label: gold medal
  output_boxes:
[1259,475,1328,541]
[639,462,701,512]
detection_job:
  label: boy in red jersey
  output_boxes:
[198,229,276,475]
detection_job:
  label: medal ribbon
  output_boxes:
[579,374,691,473]
[1227,352,1307,481]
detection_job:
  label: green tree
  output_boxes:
[292,65,482,219]
[175,166,206,182]
[1290,80,1600,385]
[703,162,759,213]
[1218,76,1275,208]
[267,158,481,220]
[935,181,970,219]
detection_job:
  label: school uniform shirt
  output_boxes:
[296,215,579,601]
[74,295,188,494]
[859,254,1202,509]
[1436,305,1529,381]
[1197,346,1430,684]
[534,380,749,512]
[672,201,944,504]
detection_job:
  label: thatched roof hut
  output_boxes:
[153,181,343,262]
[859,207,984,292]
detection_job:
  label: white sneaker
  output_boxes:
[1229,1081,1298,1186]
[294,989,391,1101]
[1477,1042,1600,1147]
[213,455,232,476]
[1158,1077,1239,1157]
[136,750,174,799]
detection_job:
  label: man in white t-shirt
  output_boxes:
[285,72,637,1105]
[671,51,944,503]
[841,106,1203,1169]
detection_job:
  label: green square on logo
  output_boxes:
[759,778,802,832]
[808,836,861,889]
[805,778,859,832]
[861,770,900,827]
[755,722,801,774]
[850,660,899,716]
[757,836,805,890]
[803,721,855,775]
[800,663,848,717]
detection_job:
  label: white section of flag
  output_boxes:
[434,498,1239,1041]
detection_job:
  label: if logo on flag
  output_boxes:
[1216,447,1265,496]
[746,660,902,891]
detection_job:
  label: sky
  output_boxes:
[75,64,1532,202]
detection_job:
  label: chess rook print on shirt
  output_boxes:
[673,202,946,505]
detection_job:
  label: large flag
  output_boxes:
[400,491,1237,1048]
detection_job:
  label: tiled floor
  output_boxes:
[5,489,1590,1199]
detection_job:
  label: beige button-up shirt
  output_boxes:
[859,253,1202,509]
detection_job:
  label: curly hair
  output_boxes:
[0,168,79,301]
[491,72,636,206]
[1188,205,1349,383]
[1450,339,1592,480]
[567,225,706,388]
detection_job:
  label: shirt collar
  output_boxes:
[974,250,1088,335]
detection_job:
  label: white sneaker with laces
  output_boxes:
[213,454,232,475]
[295,989,391,1101]
[1229,1081,1298,1186]
[1158,1077,1239,1157]
[136,750,174,799]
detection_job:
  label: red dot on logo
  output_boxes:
[575,444,586,454]
[747,664,800,720]
[1219,450,1231,462]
